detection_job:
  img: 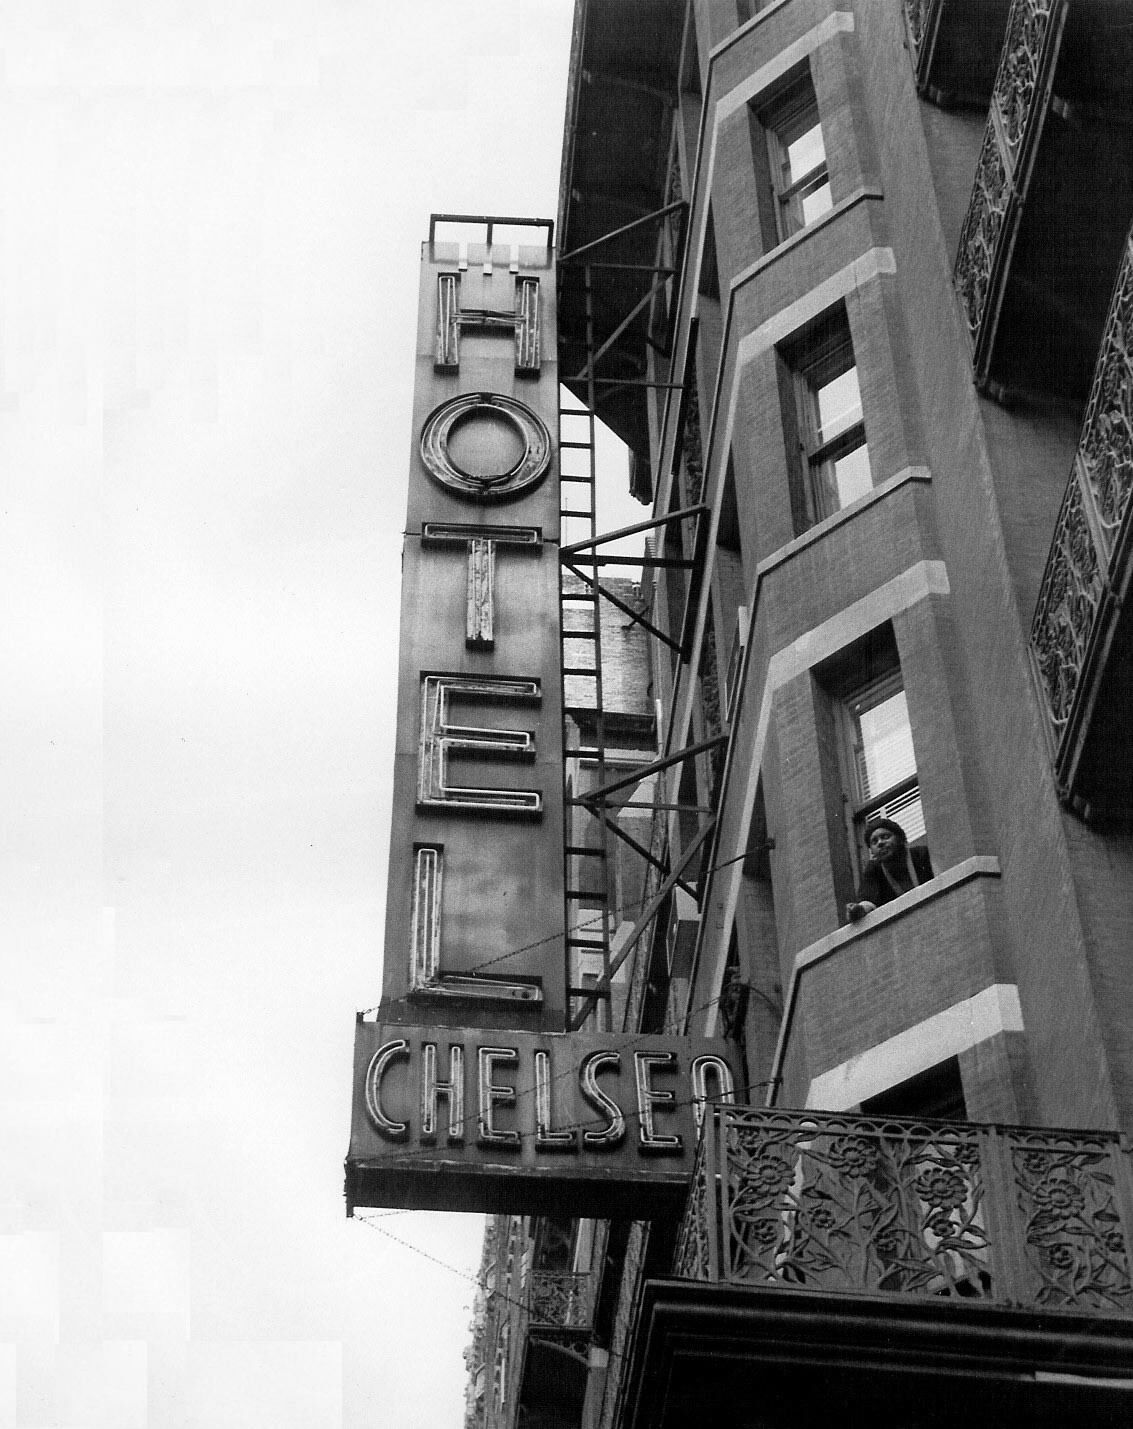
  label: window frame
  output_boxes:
[835,667,926,877]
[763,78,832,241]
[784,308,872,527]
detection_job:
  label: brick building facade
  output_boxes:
[462,2,1133,1425]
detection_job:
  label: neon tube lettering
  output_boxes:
[417,674,541,816]
[477,1046,521,1148]
[579,1050,626,1149]
[421,1042,465,1144]
[364,1038,411,1141]
[690,1054,736,1130]
[534,1049,576,1151]
[634,1051,683,1153]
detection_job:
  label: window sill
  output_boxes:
[796,855,1003,980]
[765,855,1003,1106]
[756,464,932,580]
[730,185,885,297]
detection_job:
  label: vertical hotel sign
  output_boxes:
[346,217,734,1216]
[380,217,565,1022]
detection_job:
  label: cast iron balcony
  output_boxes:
[512,1270,596,1428]
[953,0,1133,402]
[1031,226,1133,819]
[903,0,1012,108]
[528,1269,595,1330]
[674,1105,1133,1315]
[953,0,1064,391]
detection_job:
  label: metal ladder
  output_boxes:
[559,268,614,1029]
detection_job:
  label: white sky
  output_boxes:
[2,3,644,1426]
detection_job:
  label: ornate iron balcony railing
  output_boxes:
[1031,227,1133,788]
[674,1105,1133,1315]
[953,0,1065,381]
[528,1270,595,1330]
[903,0,940,83]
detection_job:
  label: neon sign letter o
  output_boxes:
[420,392,551,502]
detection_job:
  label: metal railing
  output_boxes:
[903,0,940,81]
[953,0,1064,376]
[674,1105,1133,1315]
[1031,226,1133,766]
[528,1270,596,1330]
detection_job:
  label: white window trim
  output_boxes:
[805,983,1024,1110]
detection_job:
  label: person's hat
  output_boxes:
[864,816,907,842]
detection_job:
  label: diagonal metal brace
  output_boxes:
[560,504,707,559]
[592,816,701,902]
[569,817,715,1030]
[577,733,728,808]
[558,199,687,265]
[571,270,670,380]
[562,562,683,654]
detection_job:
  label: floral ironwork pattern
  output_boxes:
[529,1270,594,1329]
[677,1106,1133,1315]
[1013,1133,1133,1311]
[994,0,1055,167]
[1077,238,1133,556]
[954,0,1062,356]
[1032,478,1104,731]
[719,1112,990,1298]
[954,127,1010,345]
[674,1139,712,1278]
[1032,231,1133,739]
[903,0,937,68]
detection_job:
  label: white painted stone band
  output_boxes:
[805,983,1025,1111]
[714,11,857,123]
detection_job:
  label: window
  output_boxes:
[765,78,832,239]
[841,669,926,853]
[861,1059,966,1120]
[786,308,872,524]
[817,630,932,915]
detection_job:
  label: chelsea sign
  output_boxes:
[347,1020,734,1216]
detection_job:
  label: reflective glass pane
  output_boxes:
[854,688,916,799]
[786,122,825,184]
[832,441,872,508]
[800,176,833,225]
[815,366,862,442]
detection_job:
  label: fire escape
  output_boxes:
[556,196,726,1034]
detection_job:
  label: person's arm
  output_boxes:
[846,866,880,923]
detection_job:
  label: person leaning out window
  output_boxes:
[845,817,932,923]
